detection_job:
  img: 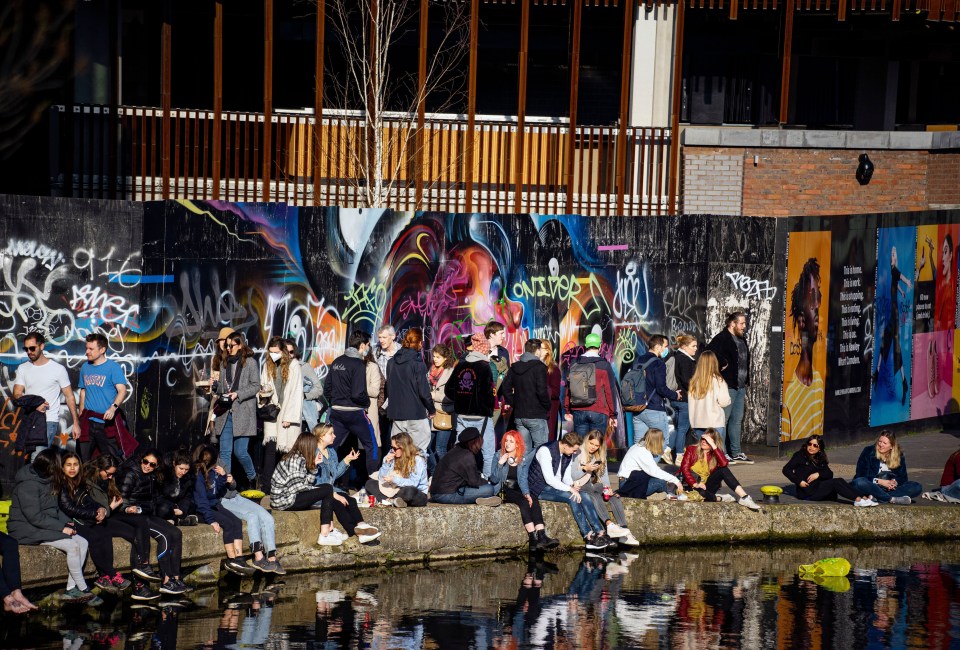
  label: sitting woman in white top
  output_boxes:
[616,428,684,499]
[569,430,639,547]
[363,432,429,507]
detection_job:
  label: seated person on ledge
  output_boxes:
[782,434,871,506]
[851,430,922,505]
[430,428,502,506]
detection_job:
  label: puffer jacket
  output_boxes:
[118,461,160,515]
[59,482,110,526]
[8,464,71,545]
[194,471,237,524]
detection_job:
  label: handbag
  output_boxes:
[212,394,233,417]
[257,402,280,422]
[434,409,453,431]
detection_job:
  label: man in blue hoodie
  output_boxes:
[630,335,681,463]
[324,331,379,476]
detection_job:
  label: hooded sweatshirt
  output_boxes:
[8,464,71,545]
[500,352,550,419]
[386,347,435,421]
[324,347,370,410]
[445,351,496,417]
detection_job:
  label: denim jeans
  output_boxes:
[218,414,257,480]
[538,486,604,537]
[46,421,60,448]
[671,401,690,450]
[431,483,499,504]
[723,387,746,456]
[851,477,923,503]
[940,479,960,501]
[429,428,452,475]
[632,409,670,445]
[516,418,549,459]
[572,410,608,438]
[219,495,276,552]
[456,415,495,477]
[303,399,320,431]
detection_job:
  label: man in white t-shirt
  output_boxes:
[13,332,81,447]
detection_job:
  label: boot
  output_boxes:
[528,531,540,551]
[536,529,560,550]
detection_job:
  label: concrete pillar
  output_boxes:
[629,4,675,128]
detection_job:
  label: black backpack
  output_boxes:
[621,358,657,412]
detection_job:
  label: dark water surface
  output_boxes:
[5,542,960,649]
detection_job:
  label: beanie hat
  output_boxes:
[471,332,491,355]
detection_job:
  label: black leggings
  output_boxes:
[502,486,544,526]
[363,479,429,507]
[76,518,139,576]
[208,507,244,543]
[284,486,335,526]
[105,510,153,567]
[0,532,22,598]
[332,496,364,536]
[696,466,742,502]
[800,477,862,502]
[139,514,183,578]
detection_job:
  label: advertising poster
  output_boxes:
[935,223,958,332]
[913,224,937,334]
[870,226,917,426]
[911,330,953,419]
[781,231,831,442]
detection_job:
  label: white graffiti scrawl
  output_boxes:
[725,271,777,301]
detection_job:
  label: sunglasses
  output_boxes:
[807,442,820,448]
[25,346,38,352]
[141,459,158,468]
[391,446,402,452]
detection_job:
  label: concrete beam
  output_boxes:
[683,128,960,151]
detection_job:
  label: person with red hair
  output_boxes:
[491,430,559,551]
[386,327,435,457]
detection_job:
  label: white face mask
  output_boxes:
[269,351,282,362]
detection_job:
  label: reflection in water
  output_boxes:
[2,544,960,649]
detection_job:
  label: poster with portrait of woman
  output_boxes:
[781,231,830,442]
[870,226,917,427]
[934,223,959,332]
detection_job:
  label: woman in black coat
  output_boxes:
[782,435,868,505]
[158,450,198,525]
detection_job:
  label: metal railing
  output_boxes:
[49,105,673,216]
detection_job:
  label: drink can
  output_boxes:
[368,495,376,508]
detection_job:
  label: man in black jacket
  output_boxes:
[324,331,379,476]
[706,311,753,464]
[429,428,501,506]
[445,333,497,476]
[500,339,550,459]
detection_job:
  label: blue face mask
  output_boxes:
[660,348,669,359]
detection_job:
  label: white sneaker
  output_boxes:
[329,528,347,542]
[675,452,684,466]
[358,530,383,544]
[661,448,674,465]
[717,493,737,503]
[317,532,343,546]
[854,497,878,507]
[606,522,631,538]
[620,533,640,547]
[738,495,762,512]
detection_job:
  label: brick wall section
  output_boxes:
[682,152,743,215]
[929,152,960,207]
[683,147,936,216]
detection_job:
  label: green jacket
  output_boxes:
[8,464,71,545]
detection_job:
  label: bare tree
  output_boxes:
[320,0,470,209]
[0,0,74,161]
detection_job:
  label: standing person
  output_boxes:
[679,430,761,510]
[430,428,502,506]
[364,345,384,456]
[284,339,323,431]
[872,247,912,406]
[260,336,304,493]
[8,448,98,604]
[501,339,551,461]
[628,335,680,462]
[211,332,260,488]
[386,327,435,457]
[490,430,559,551]
[706,312,754,464]
[13,331,81,449]
[324,331,380,478]
[570,430,638,546]
[364,432,429,507]
[77,332,128,460]
[204,327,235,436]
[526,432,616,551]
[537,341,562,442]
[563,333,618,439]
[687,351,732,450]
[375,325,400,452]
[782,435,871,505]
[851,431,923,505]
[427,343,456,471]
[445,333,497,477]
[670,335,698,458]
[269,431,339,546]
[486,322,511,439]
[0,532,38,614]
[783,258,825,440]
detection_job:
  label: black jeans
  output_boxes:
[207,507,244,543]
[696,466,742,501]
[800,477,862,502]
[0,532,22,598]
[363,478,429,507]
[502,486,544,526]
[332,495,364,536]
[287,486,335,526]
[138,514,183,578]
[109,510,153,567]
[75,518,139,576]
[80,420,123,462]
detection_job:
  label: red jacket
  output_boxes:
[79,408,139,459]
[563,362,617,418]
[679,444,728,487]
[941,450,960,487]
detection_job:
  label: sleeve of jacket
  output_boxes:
[417,362,435,415]
[58,490,100,523]
[535,365,551,411]
[894,456,909,484]
[21,486,69,531]
[303,362,323,400]
[499,369,514,404]
[818,465,834,482]
[193,473,218,524]
[707,334,731,373]
[854,446,873,480]
[118,468,139,504]
[324,368,333,400]
[652,362,679,401]
[782,452,805,485]
[236,360,260,403]
[461,452,486,488]
[519,456,532,495]
[366,362,382,399]
[715,379,732,408]
[679,450,698,487]
[480,364,496,412]
[352,362,371,408]
[444,366,458,403]
[280,362,304,425]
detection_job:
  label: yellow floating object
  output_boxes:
[798,557,851,577]
[240,489,266,501]
[760,486,783,496]
[800,574,851,593]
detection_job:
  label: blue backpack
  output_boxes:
[621,359,657,412]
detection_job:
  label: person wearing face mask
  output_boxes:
[628,335,680,463]
[260,336,304,494]
[211,333,261,487]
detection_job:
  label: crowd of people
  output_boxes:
[2,313,957,612]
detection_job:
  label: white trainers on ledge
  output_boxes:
[606,522,631,538]
[738,495,762,512]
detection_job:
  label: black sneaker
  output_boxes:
[159,580,188,596]
[224,559,257,576]
[175,579,195,593]
[133,565,162,582]
[131,583,161,601]
[596,534,619,550]
[177,514,199,526]
[584,535,605,550]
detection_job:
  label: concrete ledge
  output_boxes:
[682,127,960,151]
[16,500,960,591]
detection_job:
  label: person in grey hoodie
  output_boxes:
[386,327,435,456]
[8,448,98,604]
[499,338,551,461]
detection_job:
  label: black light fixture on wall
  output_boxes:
[856,154,875,185]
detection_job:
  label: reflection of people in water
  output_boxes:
[935,233,955,332]
[783,258,824,439]
[873,246,912,406]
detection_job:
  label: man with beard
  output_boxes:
[13,331,80,449]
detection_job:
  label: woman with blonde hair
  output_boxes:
[616,428,684,500]
[571,430,638,546]
[260,336,304,492]
[687,350,732,459]
[852,430,922,505]
[364,432,429,507]
[679,429,760,510]
[537,340,562,442]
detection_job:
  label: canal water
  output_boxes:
[4,541,959,649]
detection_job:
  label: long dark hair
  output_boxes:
[83,454,123,500]
[192,444,218,490]
[53,451,86,500]
[32,447,61,493]
[802,434,829,466]
[225,332,254,367]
